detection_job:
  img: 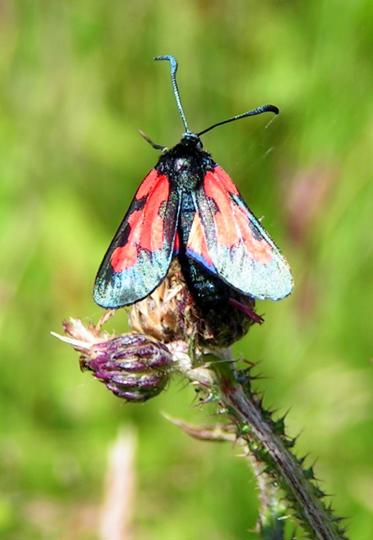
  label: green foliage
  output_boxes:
[0,1,372,538]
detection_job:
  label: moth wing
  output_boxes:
[94,169,179,308]
[186,166,293,300]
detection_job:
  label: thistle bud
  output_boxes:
[53,320,172,402]
[82,334,172,402]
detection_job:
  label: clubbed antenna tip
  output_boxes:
[154,54,190,133]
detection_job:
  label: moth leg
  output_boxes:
[229,298,264,325]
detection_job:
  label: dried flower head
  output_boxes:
[128,260,197,343]
[129,260,260,348]
[53,261,261,404]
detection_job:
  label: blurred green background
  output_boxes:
[0,1,372,538]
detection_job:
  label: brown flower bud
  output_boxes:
[128,260,197,343]
[129,260,261,348]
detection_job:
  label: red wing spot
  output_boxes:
[235,207,273,264]
[111,244,138,272]
[110,175,170,272]
[135,169,159,200]
[213,166,240,195]
[206,170,273,264]
[111,208,143,272]
[138,175,169,251]
[188,213,213,267]
[204,171,241,248]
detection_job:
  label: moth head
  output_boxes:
[180,132,203,151]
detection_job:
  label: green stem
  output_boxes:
[211,357,347,540]
[246,452,288,540]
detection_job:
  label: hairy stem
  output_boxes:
[212,357,346,540]
[55,317,347,540]
[163,414,287,539]
[246,452,288,540]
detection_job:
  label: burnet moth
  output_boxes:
[93,55,293,319]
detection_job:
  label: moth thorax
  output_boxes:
[174,158,189,171]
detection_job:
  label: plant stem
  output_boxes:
[213,356,346,540]
[246,452,288,540]
[163,414,287,539]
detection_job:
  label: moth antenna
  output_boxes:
[138,130,167,151]
[197,104,279,137]
[154,55,190,133]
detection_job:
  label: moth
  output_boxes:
[93,55,293,320]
